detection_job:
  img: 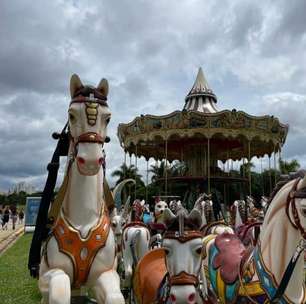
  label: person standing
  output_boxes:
[2,206,10,230]
[18,209,24,224]
[11,206,18,230]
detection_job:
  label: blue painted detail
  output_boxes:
[208,244,218,293]
[254,246,290,304]
[225,281,239,302]
[208,244,240,303]
[143,213,153,225]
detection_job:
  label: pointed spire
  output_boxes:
[184,68,218,113]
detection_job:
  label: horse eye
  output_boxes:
[112,222,117,228]
[106,117,110,125]
[69,113,76,123]
[195,247,202,255]
[164,248,170,256]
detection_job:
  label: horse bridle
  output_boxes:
[286,178,306,239]
[163,230,204,288]
[69,92,109,160]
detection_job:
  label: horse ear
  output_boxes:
[97,78,109,97]
[70,74,83,98]
[187,209,202,229]
[163,208,176,225]
[299,174,306,189]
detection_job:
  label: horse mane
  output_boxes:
[267,170,306,205]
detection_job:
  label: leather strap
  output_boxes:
[75,132,104,145]
[169,271,199,286]
[286,178,306,239]
[164,230,203,243]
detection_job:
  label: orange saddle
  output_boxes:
[133,248,167,304]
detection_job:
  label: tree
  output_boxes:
[111,163,144,202]
[279,158,300,174]
[111,163,143,186]
[150,161,167,183]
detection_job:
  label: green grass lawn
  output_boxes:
[0,234,41,304]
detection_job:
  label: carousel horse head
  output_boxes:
[169,200,182,214]
[68,74,110,176]
[162,208,204,304]
[154,199,168,222]
[110,208,126,241]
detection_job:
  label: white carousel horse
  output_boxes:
[169,200,183,214]
[121,200,150,289]
[38,75,124,304]
[133,208,208,304]
[260,195,269,214]
[203,173,306,303]
[195,194,234,236]
[154,199,168,224]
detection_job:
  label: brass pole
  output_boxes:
[260,156,264,196]
[274,145,277,186]
[248,140,251,196]
[146,158,149,203]
[207,137,211,194]
[165,137,168,196]
[269,155,272,194]
[135,145,138,198]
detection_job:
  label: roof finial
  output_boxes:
[184,67,218,113]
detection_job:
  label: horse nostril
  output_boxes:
[188,292,196,303]
[170,294,176,303]
[98,157,104,165]
[77,157,85,165]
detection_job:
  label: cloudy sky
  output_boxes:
[0,0,306,191]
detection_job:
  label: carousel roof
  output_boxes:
[117,68,289,162]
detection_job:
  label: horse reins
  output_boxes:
[158,230,204,303]
[69,91,110,160]
[239,178,306,304]
[286,177,306,239]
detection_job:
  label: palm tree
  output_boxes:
[240,162,255,177]
[279,158,300,174]
[150,161,167,183]
[111,163,143,186]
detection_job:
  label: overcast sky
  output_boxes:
[0,0,306,191]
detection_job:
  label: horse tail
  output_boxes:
[130,229,141,267]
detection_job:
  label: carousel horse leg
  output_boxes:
[93,270,125,304]
[39,268,71,304]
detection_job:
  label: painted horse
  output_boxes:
[121,199,150,290]
[38,75,124,304]
[133,208,209,304]
[203,172,306,303]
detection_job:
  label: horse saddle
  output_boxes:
[213,233,248,284]
[133,248,167,304]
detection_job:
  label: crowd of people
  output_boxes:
[0,205,24,230]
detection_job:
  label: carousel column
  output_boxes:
[146,158,149,203]
[273,144,277,187]
[260,156,264,196]
[165,137,168,196]
[207,137,211,194]
[268,154,272,194]
[248,140,252,196]
[135,144,138,198]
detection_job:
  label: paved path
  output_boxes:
[0,222,24,255]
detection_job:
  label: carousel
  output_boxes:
[117,68,288,206]
[28,73,305,304]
